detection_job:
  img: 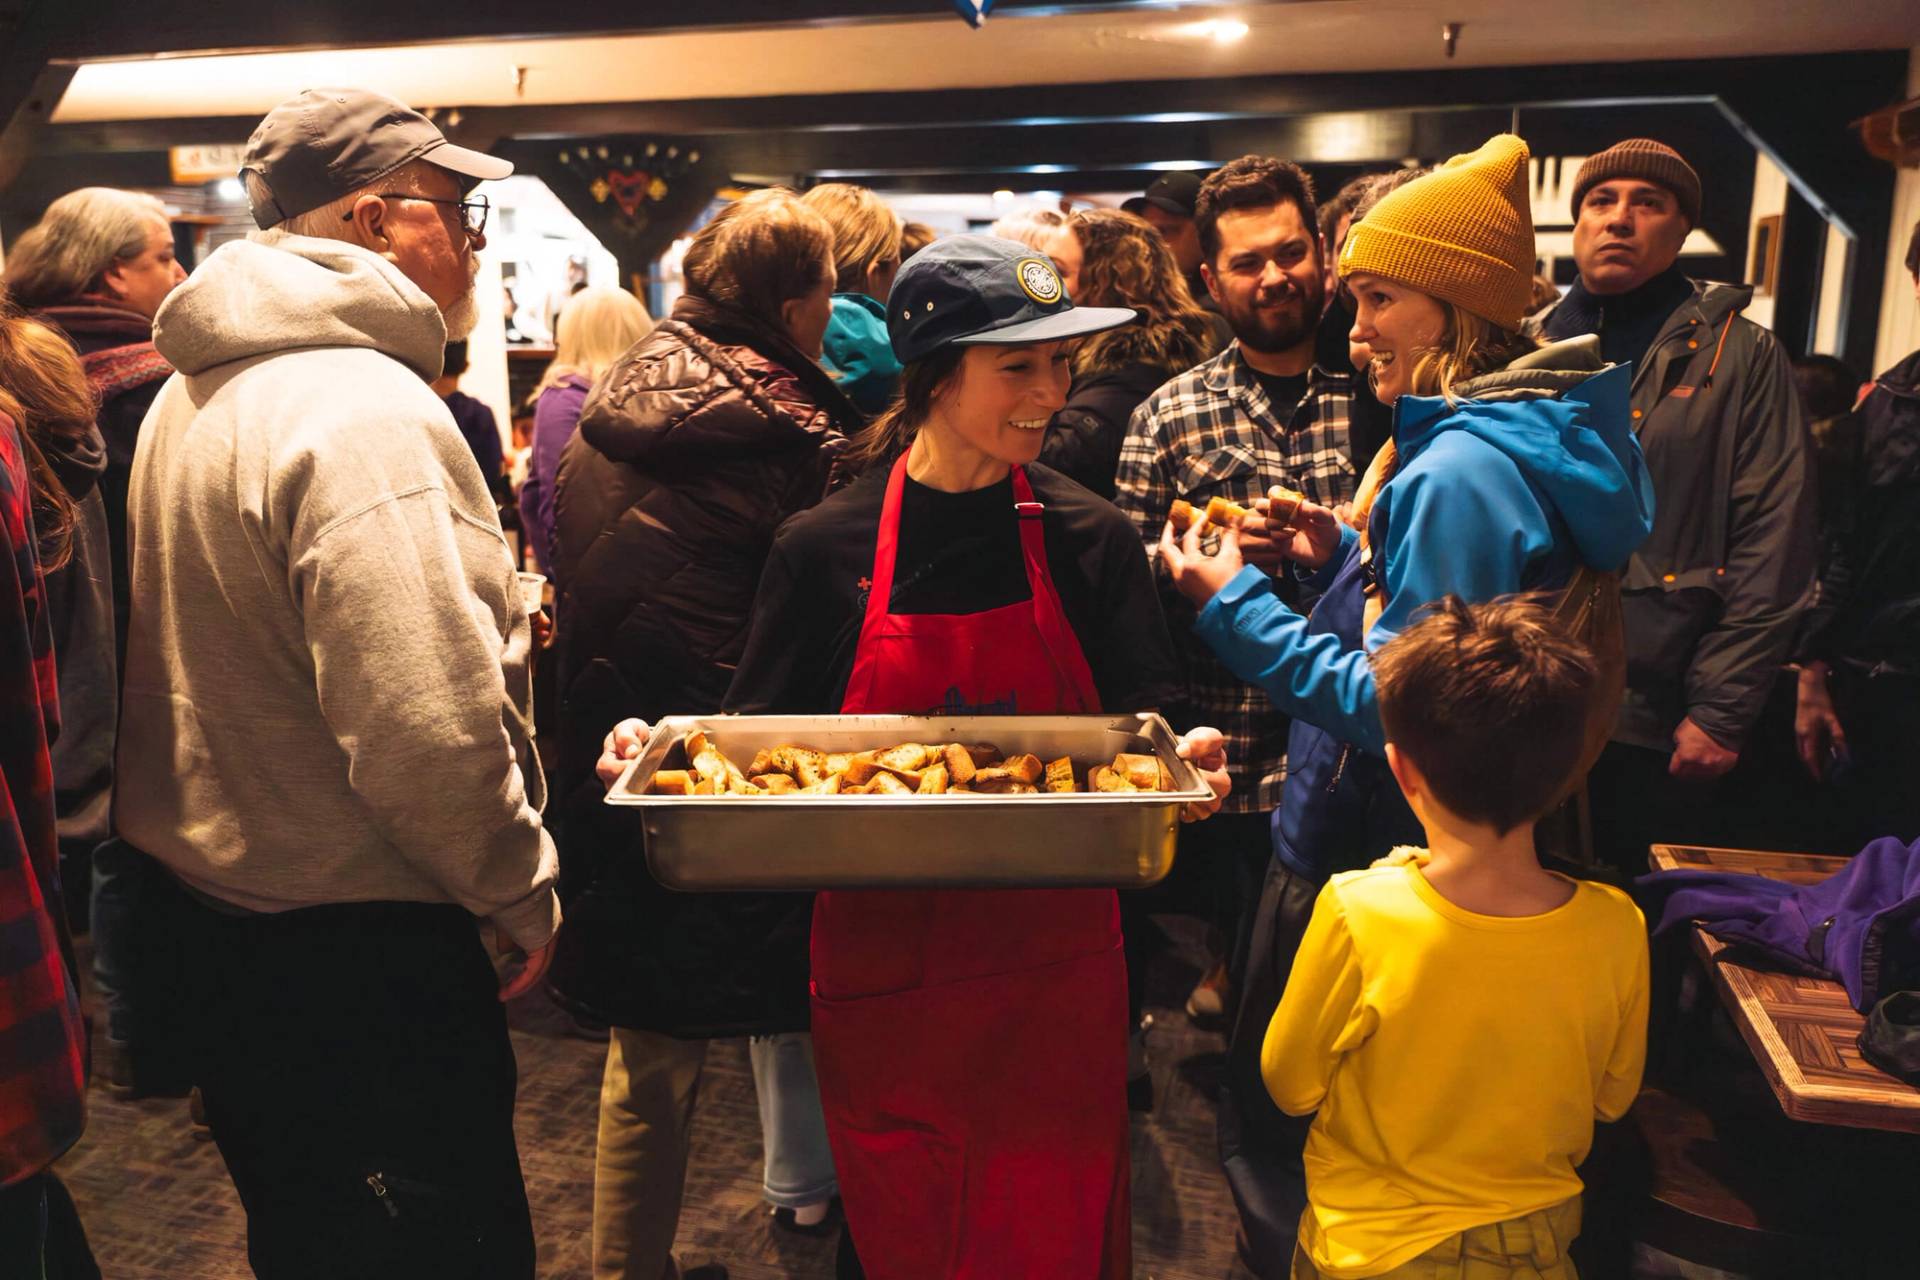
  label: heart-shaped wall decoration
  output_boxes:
[607,169,652,217]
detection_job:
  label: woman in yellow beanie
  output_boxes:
[1156,135,1659,1279]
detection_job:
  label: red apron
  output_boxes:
[812,455,1132,1279]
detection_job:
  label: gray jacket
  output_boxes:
[118,233,559,949]
[1530,279,1816,753]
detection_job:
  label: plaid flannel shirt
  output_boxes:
[0,413,87,1187]
[1114,342,1365,813]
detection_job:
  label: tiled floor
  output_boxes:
[57,917,1254,1279]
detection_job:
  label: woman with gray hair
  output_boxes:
[4,186,186,1098]
[4,187,183,664]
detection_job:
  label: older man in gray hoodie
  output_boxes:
[115,89,553,1278]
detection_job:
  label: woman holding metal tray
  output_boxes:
[602,235,1229,1278]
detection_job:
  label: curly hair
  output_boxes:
[1065,209,1217,380]
[1195,155,1318,265]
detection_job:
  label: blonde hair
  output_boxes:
[1066,208,1215,380]
[3,188,171,309]
[988,207,1067,252]
[682,188,834,332]
[1352,300,1540,532]
[1406,300,1538,404]
[900,221,937,259]
[537,286,652,396]
[0,304,94,570]
[800,184,902,296]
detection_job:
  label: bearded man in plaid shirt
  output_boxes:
[1114,154,1387,1259]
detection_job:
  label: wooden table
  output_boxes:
[1650,843,1920,1134]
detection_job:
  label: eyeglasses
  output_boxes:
[342,193,490,238]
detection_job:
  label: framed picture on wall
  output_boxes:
[1750,213,1782,298]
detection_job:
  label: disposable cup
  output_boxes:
[516,571,547,615]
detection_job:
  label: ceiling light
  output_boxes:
[1170,17,1249,45]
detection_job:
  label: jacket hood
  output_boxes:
[42,423,108,500]
[151,233,445,380]
[1395,335,1656,572]
[1684,278,1755,328]
[577,315,853,470]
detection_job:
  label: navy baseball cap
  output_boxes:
[888,234,1135,365]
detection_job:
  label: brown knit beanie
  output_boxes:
[1338,134,1536,332]
[1571,139,1702,226]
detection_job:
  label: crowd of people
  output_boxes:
[0,80,1915,1280]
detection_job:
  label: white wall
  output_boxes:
[1812,221,1851,357]
[463,249,512,453]
[1745,151,1789,333]
[1872,45,1920,377]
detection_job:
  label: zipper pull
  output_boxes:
[367,1173,400,1219]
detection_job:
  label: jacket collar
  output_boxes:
[1199,340,1356,419]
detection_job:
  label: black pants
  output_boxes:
[1216,857,1321,1278]
[0,1172,100,1280]
[1120,809,1272,1025]
[153,873,535,1280]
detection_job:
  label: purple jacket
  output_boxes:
[518,373,591,583]
[1640,836,1920,1012]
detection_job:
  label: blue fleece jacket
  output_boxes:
[1196,356,1653,764]
[821,293,902,415]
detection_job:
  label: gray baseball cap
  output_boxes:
[239,87,513,230]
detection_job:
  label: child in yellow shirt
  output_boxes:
[1263,597,1649,1279]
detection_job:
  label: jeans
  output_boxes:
[1290,1197,1580,1279]
[152,871,535,1280]
[749,1032,837,1208]
[1220,859,1323,1279]
[88,837,145,1046]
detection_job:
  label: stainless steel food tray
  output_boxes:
[606,713,1208,891]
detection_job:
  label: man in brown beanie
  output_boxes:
[1534,137,1815,870]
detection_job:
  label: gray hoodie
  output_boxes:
[115,233,559,950]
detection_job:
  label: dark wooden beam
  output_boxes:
[437,51,1896,140]
[0,1,53,162]
[31,0,1215,61]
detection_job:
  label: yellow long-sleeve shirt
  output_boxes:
[1263,862,1649,1278]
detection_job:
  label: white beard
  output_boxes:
[441,286,478,341]
[440,255,481,340]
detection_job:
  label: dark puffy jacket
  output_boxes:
[545,296,859,1035]
[1806,348,1920,676]
[1038,361,1175,499]
[1533,280,1816,753]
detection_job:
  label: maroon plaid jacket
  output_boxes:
[0,410,86,1186]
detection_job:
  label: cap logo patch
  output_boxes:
[1015,257,1063,305]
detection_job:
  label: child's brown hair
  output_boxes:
[1373,595,1597,834]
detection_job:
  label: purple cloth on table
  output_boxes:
[518,374,591,583]
[440,390,503,486]
[1638,836,1920,1012]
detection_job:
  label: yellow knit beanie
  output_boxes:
[1338,134,1535,332]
